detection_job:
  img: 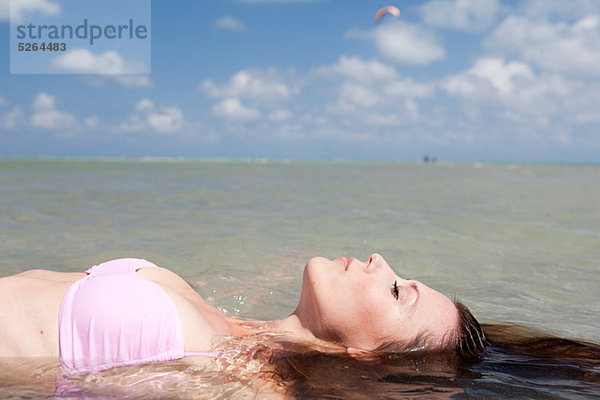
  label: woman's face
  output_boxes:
[293,254,458,352]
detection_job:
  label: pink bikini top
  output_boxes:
[58,258,219,374]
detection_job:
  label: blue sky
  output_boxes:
[1,0,599,162]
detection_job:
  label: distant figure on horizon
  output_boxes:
[423,155,438,164]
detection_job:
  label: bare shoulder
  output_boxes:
[136,266,201,302]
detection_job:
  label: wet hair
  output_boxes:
[453,300,487,358]
[374,300,487,357]
[482,322,600,361]
[258,322,600,398]
[253,298,600,399]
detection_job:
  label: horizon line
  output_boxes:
[0,155,599,166]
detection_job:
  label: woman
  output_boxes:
[2,255,599,398]
[0,253,485,374]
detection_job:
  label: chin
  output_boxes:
[304,257,327,273]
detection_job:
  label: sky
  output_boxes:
[0,0,599,163]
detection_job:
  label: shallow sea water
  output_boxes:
[0,159,599,398]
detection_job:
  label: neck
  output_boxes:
[231,313,346,353]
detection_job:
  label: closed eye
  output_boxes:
[391,281,420,305]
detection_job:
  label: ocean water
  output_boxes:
[1,158,599,398]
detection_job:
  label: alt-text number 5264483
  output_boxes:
[17,42,67,52]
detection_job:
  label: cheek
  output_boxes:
[336,288,393,344]
[306,268,397,346]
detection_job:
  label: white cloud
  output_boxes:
[118,115,145,133]
[338,83,379,109]
[519,0,600,20]
[31,109,77,130]
[443,58,534,98]
[319,56,434,97]
[121,99,187,134]
[486,15,600,78]
[0,95,6,106]
[405,99,420,120]
[346,24,445,66]
[325,56,398,83]
[195,46,596,156]
[366,22,445,65]
[111,75,153,88]
[201,68,296,122]
[2,93,104,134]
[201,69,292,101]
[84,116,103,130]
[53,49,143,74]
[212,98,260,120]
[268,109,292,122]
[53,49,152,87]
[135,98,155,112]
[385,78,436,99]
[318,56,434,116]
[442,57,600,130]
[1,0,60,21]
[419,0,501,32]
[146,107,184,134]
[30,92,77,131]
[33,92,55,110]
[215,16,247,31]
[0,106,24,130]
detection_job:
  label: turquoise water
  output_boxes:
[1,158,599,397]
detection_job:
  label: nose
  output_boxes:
[364,253,385,273]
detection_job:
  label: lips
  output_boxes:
[336,256,351,271]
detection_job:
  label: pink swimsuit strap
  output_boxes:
[85,257,160,275]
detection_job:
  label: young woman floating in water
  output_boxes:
[0,254,484,370]
[1,255,598,398]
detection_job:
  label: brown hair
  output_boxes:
[259,323,599,398]
[482,322,600,361]
[454,300,487,359]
